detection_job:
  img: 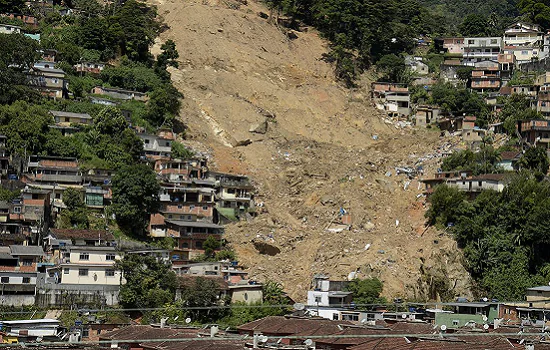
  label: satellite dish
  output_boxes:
[304,339,313,346]
[258,335,268,343]
[483,324,489,330]
[293,303,305,311]
[440,325,447,331]
[185,318,192,324]
[402,314,407,319]
[360,319,368,325]
[482,315,488,322]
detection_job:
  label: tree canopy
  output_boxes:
[427,173,550,300]
[111,164,160,237]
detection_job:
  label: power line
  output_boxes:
[0,298,546,314]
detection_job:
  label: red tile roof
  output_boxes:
[141,338,246,350]
[237,316,353,335]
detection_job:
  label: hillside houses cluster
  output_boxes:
[373,22,550,146]
[0,125,256,306]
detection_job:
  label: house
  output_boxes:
[209,172,255,221]
[307,276,353,319]
[82,168,114,208]
[503,46,542,65]
[405,56,429,75]
[0,134,9,178]
[99,325,207,350]
[23,156,82,210]
[27,65,67,99]
[463,37,503,66]
[537,86,550,117]
[414,105,440,127]
[434,301,500,329]
[6,188,51,241]
[511,84,537,97]
[503,22,544,63]
[446,174,507,199]
[1,14,39,28]
[39,245,122,306]
[470,67,501,92]
[91,86,148,101]
[498,151,521,171]
[0,24,21,34]
[371,82,411,116]
[41,49,57,62]
[74,61,106,74]
[44,228,115,253]
[89,96,119,106]
[154,158,208,183]
[498,53,515,80]
[167,220,224,263]
[138,133,173,160]
[517,119,550,147]
[420,170,474,196]
[49,110,93,126]
[237,315,353,345]
[438,37,465,55]
[0,245,44,306]
[2,319,62,341]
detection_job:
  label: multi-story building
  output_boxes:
[138,133,173,161]
[470,67,501,92]
[27,64,68,99]
[74,62,106,75]
[0,245,44,306]
[503,22,544,63]
[517,119,550,147]
[463,37,503,66]
[0,24,21,34]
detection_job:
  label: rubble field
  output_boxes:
[148,0,473,301]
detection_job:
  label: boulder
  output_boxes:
[249,120,268,134]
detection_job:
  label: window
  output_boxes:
[490,39,497,44]
[105,269,115,277]
[82,328,90,338]
[64,268,70,274]
[79,253,89,261]
[0,277,8,283]
[196,241,203,249]
[13,207,21,213]
[181,243,189,248]
[78,269,89,276]
[478,181,482,187]
[22,259,33,266]
[106,254,115,261]
[333,313,339,320]
[22,277,30,284]
[468,40,474,44]
[522,50,528,55]
[453,320,460,326]
[314,296,322,303]
[202,206,208,211]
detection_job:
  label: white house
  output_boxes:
[0,24,21,34]
[54,246,122,285]
[463,37,503,66]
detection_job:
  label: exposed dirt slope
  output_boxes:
[148,0,472,301]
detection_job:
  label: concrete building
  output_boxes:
[463,37,503,66]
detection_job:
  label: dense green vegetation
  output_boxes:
[441,143,502,175]
[427,169,550,300]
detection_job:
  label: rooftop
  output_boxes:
[49,110,92,119]
[49,229,114,241]
[9,245,44,256]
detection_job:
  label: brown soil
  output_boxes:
[148,0,473,301]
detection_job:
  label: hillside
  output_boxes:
[148,0,472,301]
